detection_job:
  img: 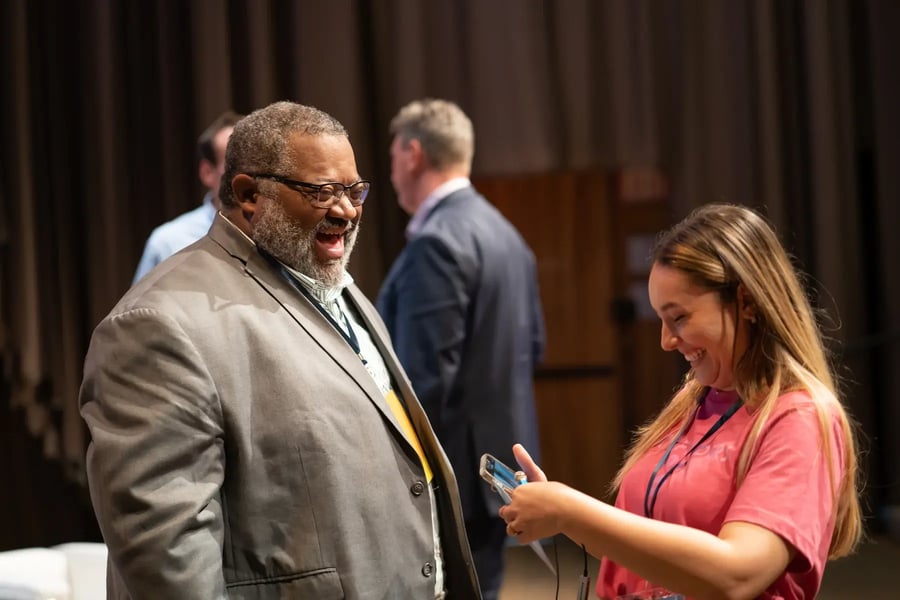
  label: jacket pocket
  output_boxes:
[226,567,343,599]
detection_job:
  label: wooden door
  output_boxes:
[608,168,684,433]
[474,170,622,500]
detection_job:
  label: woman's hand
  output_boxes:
[499,444,570,543]
[499,479,571,543]
[511,443,547,483]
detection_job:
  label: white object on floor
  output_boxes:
[0,542,106,600]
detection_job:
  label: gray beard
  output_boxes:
[252,200,358,287]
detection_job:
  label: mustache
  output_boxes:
[316,217,356,234]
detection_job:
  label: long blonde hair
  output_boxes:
[613,204,862,558]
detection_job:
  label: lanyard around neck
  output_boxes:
[643,395,742,519]
[258,248,366,365]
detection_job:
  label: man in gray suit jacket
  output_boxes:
[80,101,481,599]
[376,99,546,600]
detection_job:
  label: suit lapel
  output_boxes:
[346,286,452,473]
[246,252,383,397]
[208,214,427,460]
[343,287,423,444]
[207,217,383,411]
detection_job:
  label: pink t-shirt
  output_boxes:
[598,388,845,600]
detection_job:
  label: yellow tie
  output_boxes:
[384,389,433,482]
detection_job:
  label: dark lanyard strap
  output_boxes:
[643,397,742,518]
[258,248,366,365]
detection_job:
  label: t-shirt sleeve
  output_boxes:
[723,398,845,579]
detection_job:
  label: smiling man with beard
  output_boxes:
[80,101,481,600]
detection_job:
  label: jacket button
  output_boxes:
[410,481,426,496]
[422,562,434,577]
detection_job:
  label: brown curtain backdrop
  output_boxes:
[1,0,897,546]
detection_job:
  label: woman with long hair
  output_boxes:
[500,203,862,599]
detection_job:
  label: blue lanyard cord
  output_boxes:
[258,248,366,364]
[643,397,742,519]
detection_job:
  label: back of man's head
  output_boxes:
[197,110,244,165]
[390,99,474,173]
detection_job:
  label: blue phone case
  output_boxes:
[481,454,523,500]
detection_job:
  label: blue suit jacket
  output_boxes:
[377,186,545,518]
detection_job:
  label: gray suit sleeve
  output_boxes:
[80,308,226,599]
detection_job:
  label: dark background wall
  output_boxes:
[1,0,898,549]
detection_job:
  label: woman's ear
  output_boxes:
[737,283,758,323]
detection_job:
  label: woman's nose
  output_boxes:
[660,324,679,351]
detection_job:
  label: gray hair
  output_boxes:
[389,98,474,172]
[219,101,347,208]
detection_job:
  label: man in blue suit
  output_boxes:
[377,98,546,600]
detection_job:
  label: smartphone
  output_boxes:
[479,453,524,503]
[480,453,556,574]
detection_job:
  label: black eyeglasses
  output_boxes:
[249,173,371,208]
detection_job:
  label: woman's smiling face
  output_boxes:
[648,263,749,390]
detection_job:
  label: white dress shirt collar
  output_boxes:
[405,177,471,239]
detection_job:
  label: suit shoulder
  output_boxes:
[115,239,236,315]
[420,190,533,256]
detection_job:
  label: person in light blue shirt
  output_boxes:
[133,110,243,284]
